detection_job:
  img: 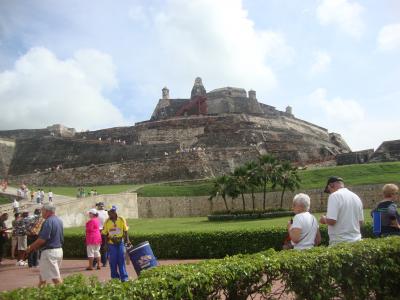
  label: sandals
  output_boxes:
[86,267,93,271]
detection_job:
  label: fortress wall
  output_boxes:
[0,128,50,140]
[137,183,392,218]
[8,148,260,186]
[137,127,204,145]
[54,193,138,228]
[8,137,178,175]
[0,138,15,177]
[8,153,213,186]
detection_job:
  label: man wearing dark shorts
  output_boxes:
[26,203,64,287]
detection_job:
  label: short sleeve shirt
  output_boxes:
[38,215,64,249]
[102,217,128,244]
[327,188,364,245]
[291,212,319,250]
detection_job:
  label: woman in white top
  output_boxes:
[287,193,321,250]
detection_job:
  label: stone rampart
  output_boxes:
[137,183,394,218]
[0,138,15,177]
[54,193,138,228]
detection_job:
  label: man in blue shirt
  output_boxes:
[26,203,64,287]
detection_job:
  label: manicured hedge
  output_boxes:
[2,237,399,299]
[207,211,294,221]
[62,223,374,259]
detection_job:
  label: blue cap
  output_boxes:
[109,205,117,211]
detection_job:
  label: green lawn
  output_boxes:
[64,209,373,235]
[0,195,10,205]
[24,184,140,198]
[19,162,400,198]
[136,161,400,197]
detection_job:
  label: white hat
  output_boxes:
[88,208,98,215]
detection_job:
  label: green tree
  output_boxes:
[276,161,301,208]
[258,154,279,210]
[244,160,261,210]
[209,174,234,212]
[232,166,248,211]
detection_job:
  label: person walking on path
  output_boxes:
[11,213,21,259]
[94,202,108,268]
[15,211,29,266]
[85,208,102,270]
[0,213,9,265]
[320,176,364,245]
[102,205,129,282]
[26,203,64,287]
[12,199,19,213]
[48,191,53,202]
[27,209,44,268]
[371,184,400,236]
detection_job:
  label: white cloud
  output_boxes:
[310,51,331,75]
[150,0,294,95]
[0,47,126,130]
[377,23,400,51]
[316,0,365,38]
[308,88,364,122]
[305,88,400,151]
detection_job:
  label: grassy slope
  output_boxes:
[21,162,400,198]
[24,184,140,198]
[137,161,400,197]
[64,210,372,235]
[0,195,10,205]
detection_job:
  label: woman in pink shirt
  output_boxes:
[86,209,102,270]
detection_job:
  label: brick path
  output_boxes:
[0,258,199,291]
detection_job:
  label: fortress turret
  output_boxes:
[162,87,170,99]
[190,77,207,98]
[248,89,256,100]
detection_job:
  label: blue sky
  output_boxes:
[0,0,399,151]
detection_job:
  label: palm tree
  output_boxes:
[232,166,248,211]
[209,174,233,211]
[258,154,279,210]
[244,160,260,210]
[276,161,301,208]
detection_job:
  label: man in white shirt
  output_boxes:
[320,176,364,245]
[94,202,108,267]
[12,199,20,213]
[48,191,53,202]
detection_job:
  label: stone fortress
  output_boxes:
[0,77,397,186]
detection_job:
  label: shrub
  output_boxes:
[62,223,375,259]
[2,237,400,299]
[207,210,294,221]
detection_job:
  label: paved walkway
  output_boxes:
[0,258,200,291]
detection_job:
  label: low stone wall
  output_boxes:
[137,183,394,218]
[55,193,138,228]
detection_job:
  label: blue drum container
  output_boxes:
[127,241,158,275]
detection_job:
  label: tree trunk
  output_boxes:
[280,187,286,208]
[222,195,229,211]
[251,188,255,210]
[263,179,267,210]
[241,193,246,211]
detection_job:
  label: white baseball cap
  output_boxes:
[87,208,98,215]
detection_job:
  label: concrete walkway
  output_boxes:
[0,258,200,291]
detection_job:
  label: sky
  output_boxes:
[0,0,399,151]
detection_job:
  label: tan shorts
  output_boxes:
[39,248,63,281]
[17,236,27,250]
[86,244,101,258]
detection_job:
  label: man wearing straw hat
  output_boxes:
[26,203,64,287]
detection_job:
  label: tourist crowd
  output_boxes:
[0,178,399,288]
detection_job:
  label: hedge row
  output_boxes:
[63,223,374,259]
[207,211,294,221]
[2,237,399,300]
